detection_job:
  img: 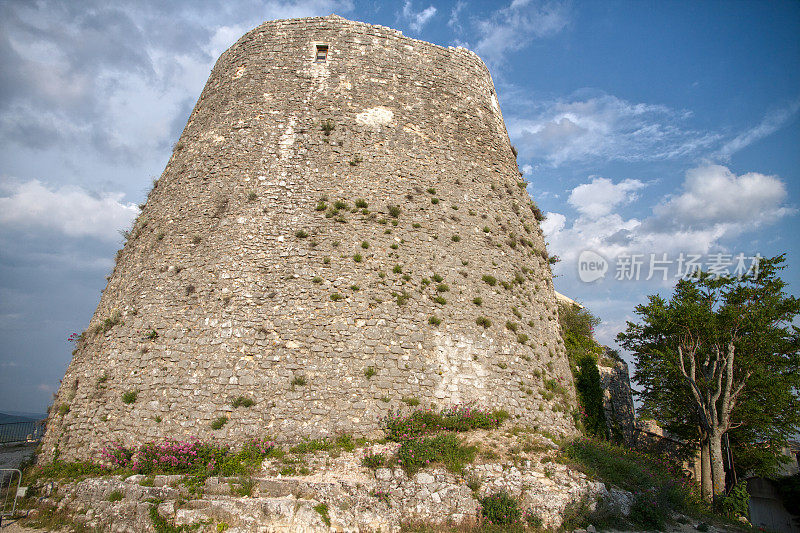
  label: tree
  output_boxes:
[618,255,800,502]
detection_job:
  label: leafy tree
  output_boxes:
[559,304,609,439]
[618,255,800,502]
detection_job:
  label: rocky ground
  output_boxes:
[2,428,748,532]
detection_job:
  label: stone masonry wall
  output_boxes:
[42,15,577,461]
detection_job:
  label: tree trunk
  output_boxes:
[701,435,712,502]
[710,430,726,500]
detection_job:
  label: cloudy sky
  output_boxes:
[1,0,798,415]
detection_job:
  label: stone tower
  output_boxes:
[42,15,577,461]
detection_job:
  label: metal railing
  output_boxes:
[0,420,46,444]
[0,468,23,525]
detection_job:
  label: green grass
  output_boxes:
[122,390,138,404]
[482,275,497,286]
[210,416,228,430]
[108,489,124,502]
[313,503,331,526]
[364,366,376,379]
[476,316,491,328]
[472,297,483,306]
[428,315,441,326]
[295,230,308,238]
[561,438,705,529]
[231,396,254,408]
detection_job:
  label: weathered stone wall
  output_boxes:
[42,15,577,461]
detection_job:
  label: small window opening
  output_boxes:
[315,45,329,62]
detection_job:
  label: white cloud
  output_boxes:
[543,165,794,272]
[0,179,139,241]
[507,93,719,166]
[402,1,437,33]
[568,177,645,218]
[716,98,800,159]
[447,1,466,32]
[473,0,569,66]
[653,164,791,228]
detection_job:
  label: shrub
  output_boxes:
[426,187,436,194]
[432,295,446,305]
[312,276,323,284]
[362,451,385,469]
[383,406,508,441]
[122,390,138,404]
[472,297,483,306]
[476,316,491,328]
[393,264,403,274]
[355,198,368,208]
[432,274,443,282]
[291,376,307,387]
[517,334,529,344]
[388,205,401,217]
[431,198,439,204]
[361,240,369,249]
[364,366,376,379]
[107,490,124,502]
[451,235,460,242]
[401,397,420,407]
[333,200,348,210]
[294,229,308,238]
[231,396,254,408]
[353,253,363,262]
[436,283,449,293]
[480,491,521,525]
[396,433,477,474]
[505,321,518,332]
[428,315,441,326]
[321,119,334,135]
[210,416,228,430]
[247,191,257,202]
[412,222,421,228]
[330,293,342,301]
[483,226,491,233]
[482,275,497,286]
[58,404,70,415]
[720,481,750,519]
[315,201,327,211]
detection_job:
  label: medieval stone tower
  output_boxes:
[42,15,577,461]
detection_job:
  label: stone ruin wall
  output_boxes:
[42,15,578,461]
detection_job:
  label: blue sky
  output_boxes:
[1,0,798,414]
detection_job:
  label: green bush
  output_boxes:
[482,275,497,286]
[476,316,491,328]
[108,490,124,502]
[361,451,385,469]
[231,396,254,408]
[383,406,508,441]
[479,491,521,525]
[396,433,476,474]
[720,481,749,519]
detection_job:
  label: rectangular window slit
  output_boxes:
[315,45,329,62]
